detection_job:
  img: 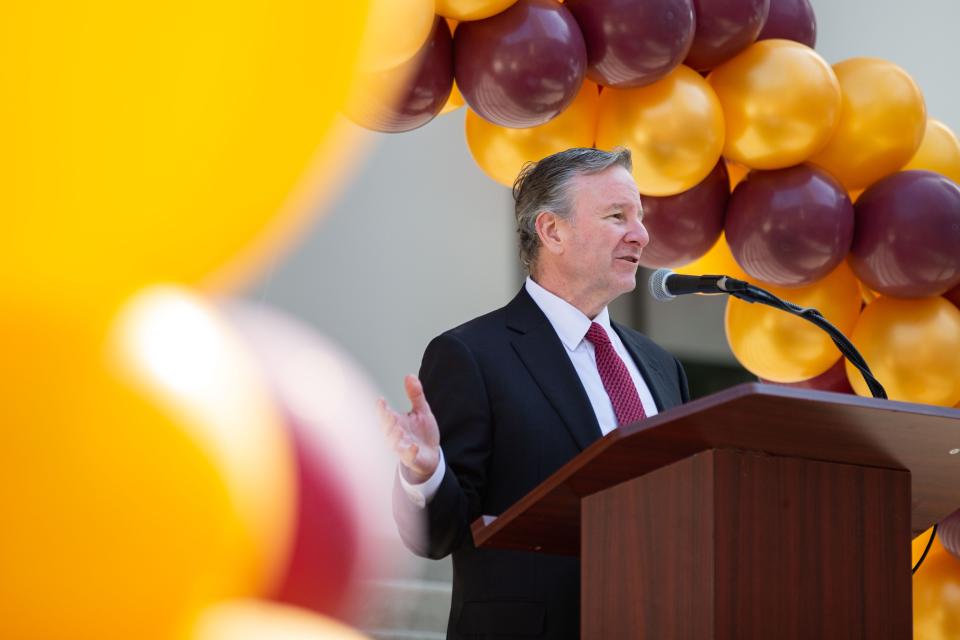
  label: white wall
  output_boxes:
[246,112,516,406]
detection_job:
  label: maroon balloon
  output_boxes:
[946,282,960,311]
[850,170,960,298]
[757,0,816,48]
[639,160,729,268]
[223,302,402,618]
[273,416,362,615]
[941,508,960,561]
[565,0,695,88]
[726,164,854,286]
[685,0,771,71]
[356,17,454,133]
[759,357,854,394]
[455,0,587,127]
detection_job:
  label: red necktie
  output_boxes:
[585,322,647,426]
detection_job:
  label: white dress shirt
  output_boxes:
[400,276,659,507]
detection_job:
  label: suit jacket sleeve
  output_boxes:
[675,356,691,405]
[393,331,491,560]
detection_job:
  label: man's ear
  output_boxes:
[535,211,565,256]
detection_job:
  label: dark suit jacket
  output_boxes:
[394,287,689,639]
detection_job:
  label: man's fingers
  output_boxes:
[399,441,420,468]
[404,374,432,415]
[378,399,397,435]
[387,424,404,451]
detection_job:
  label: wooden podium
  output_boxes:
[470,383,960,639]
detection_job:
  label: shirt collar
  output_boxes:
[525,276,613,350]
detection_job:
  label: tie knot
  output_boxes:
[585,322,611,346]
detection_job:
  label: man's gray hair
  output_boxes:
[512,147,633,274]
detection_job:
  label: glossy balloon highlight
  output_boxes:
[455,0,587,128]
[596,65,725,196]
[850,170,960,298]
[726,164,854,286]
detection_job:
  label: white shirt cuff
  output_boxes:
[398,449,446,509]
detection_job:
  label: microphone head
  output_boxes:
[648,268,676,301]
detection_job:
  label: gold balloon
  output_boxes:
[466,81,600,187]
[436,0,519,21]
[596,65,726,196]
[857,279,879,305]
[1,2,372,310]
[726,160,750,191]
[809,57,926,190]
[675,232,748,278]
[0,290,295,640]
[846,296,960,406]
[709,40,841,169]
[441,80,466,115]
[439,18,464,116]
[913,544,960,640]
[903,119,960,184]
[187,600,371,640]
[358,0,436,71]
[725,262,862,382]
[912,527,944,566]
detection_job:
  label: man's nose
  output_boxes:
[626,218,650,247]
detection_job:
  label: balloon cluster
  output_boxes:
[353,0,960,410]
[1,294,396,640]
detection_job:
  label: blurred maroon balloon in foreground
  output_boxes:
[565,0,695,88]
[685,0,771,71]
[455,0,587,127]
[759,357,854,394]
[639,160,729,268]
[223,302,405,620]
[726,164,854,286]
[348,16,454,133]
[757,0,816,48]
[850,170,960,298]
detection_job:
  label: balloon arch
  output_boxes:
[353,0,960,410]
[355,2,960,633]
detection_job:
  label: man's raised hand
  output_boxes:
[379,374,441,484]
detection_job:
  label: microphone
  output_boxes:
[648,268,749,301]
[647,267,889,401]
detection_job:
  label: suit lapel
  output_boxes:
[506,288,602,451]
[612,322,673,412]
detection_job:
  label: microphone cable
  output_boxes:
[657,273,942,573]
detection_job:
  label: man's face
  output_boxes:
[558,165,649,305]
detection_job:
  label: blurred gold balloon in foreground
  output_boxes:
[0,290,295,640]
[847,296,960,406]
[187,600,370,640]
[1,2,371,309]
[596,65,725,196]
[725,263,862,382]
[466,81,600,187]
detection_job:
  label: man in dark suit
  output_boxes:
[380,147,689,639]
